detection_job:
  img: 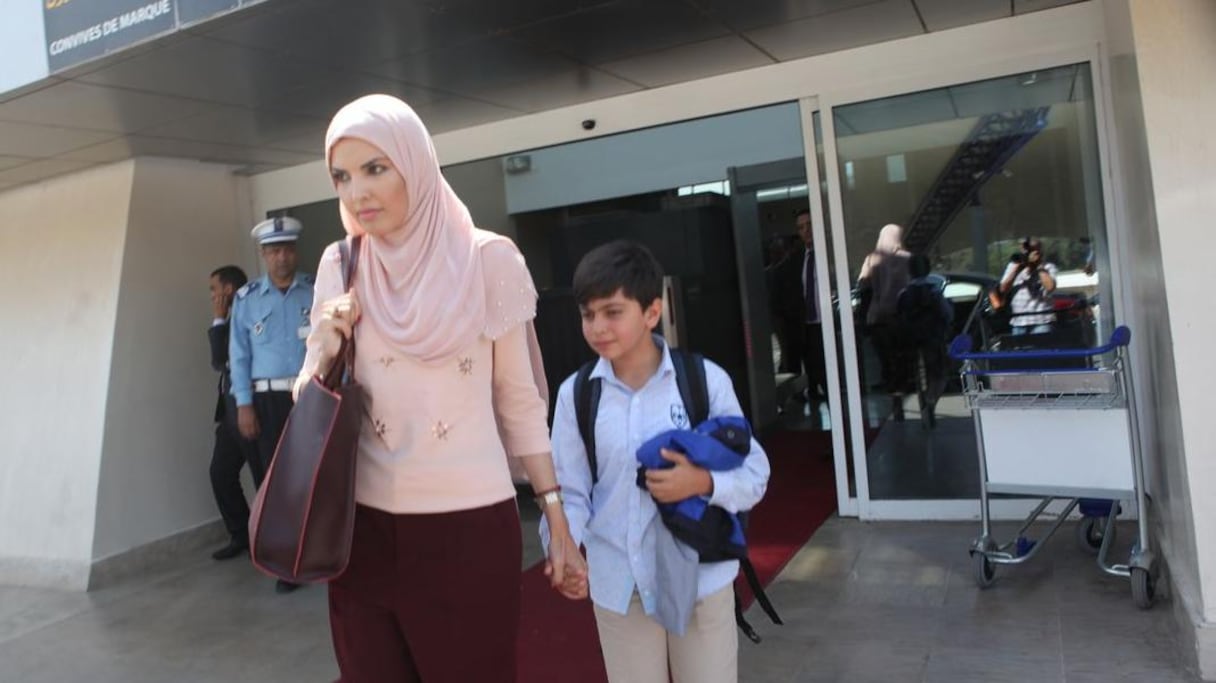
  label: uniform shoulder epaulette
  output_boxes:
[235,280,260,300]
[301,273,315,285]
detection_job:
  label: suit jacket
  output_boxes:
[769,250,810,330]
[209,322,231,422]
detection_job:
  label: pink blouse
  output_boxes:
[298,242,552,514]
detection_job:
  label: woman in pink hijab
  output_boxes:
[858,223,912,418]
[299,94,585,682]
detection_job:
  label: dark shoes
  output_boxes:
[275,579,302,594]
[211,538,248,561]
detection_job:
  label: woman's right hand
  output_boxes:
[314,291,361,370]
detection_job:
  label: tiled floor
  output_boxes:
[0,514,1196,682]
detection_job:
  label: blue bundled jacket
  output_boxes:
[635,415,753,562]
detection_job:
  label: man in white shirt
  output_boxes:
[1000,237,1058,335]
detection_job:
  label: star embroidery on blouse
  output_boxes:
[432,421,451,440]
[373,418,388,438]
[458,357,474,376]
[377,356,397,368]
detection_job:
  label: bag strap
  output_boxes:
[735,557,784,643]
[573,360,602,486]
[323,236,362,390]
[670,348,709,427]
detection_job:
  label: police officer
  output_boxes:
[207,265,256,561]
[229,217,314,593]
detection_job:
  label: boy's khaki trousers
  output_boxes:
[593,585,738,683]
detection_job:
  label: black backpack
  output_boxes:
[897,281,949,346]
[572,349,782,643]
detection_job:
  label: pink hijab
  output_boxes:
[324,94,536,365]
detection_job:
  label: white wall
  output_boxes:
[0,0,49,95]
[1100,0,1216,676]
[91,158,252,561]
[0,162,134,588]
[1128,0,1216,614]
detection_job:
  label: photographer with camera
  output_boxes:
[999,237,1058,335]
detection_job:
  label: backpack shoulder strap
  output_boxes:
[670,348,710,427]
[573,361,603,486]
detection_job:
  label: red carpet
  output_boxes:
[516,431,837,682]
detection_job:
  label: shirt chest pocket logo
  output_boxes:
[252,313,273,340]
[670,403,689,429]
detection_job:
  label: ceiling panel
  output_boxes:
[0,156,35,172]
[0,159,97,186]
[74,36,325,108]
[0,82,208,133]
[268,74,445,120]
[1014,0,1086,13]
[512,0,731,65]
[441,0,610,35]
[200,0,492,69]
[914,0,1009,31]
[599,35,774,88]
[57,135,318,168]
[0,121,117,158]
[411,98,529,134]
[365,38,579,96]
[745,0,924,61]
[136,105,330,148]
[688,0,884,33]
[475,67,641,113]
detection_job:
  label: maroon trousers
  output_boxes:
[328,499,522,683]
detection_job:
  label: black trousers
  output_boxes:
[799,322,827,400]
[210,397,256,542]
[249,390,294,489]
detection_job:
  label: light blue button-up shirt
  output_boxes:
[228,272,314,406]
[542,338,770,617]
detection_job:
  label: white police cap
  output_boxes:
[251,216,302,245]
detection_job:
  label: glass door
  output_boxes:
[821,64,1113,517]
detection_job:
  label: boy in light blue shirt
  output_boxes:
[542,240,770,683]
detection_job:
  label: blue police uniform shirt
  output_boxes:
[228,272,315,406]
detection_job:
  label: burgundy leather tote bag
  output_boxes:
[249,236,363,583]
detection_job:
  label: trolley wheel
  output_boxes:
[1131,567,1156,609]
[971,550,997,589]
[1075,516,1113,554]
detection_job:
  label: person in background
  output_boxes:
[896,255,952,430]
[228,216,313,594]
[770,209,828,405]
[999,237,1058,335]
[206,265,256,561]
[858,224,912,419]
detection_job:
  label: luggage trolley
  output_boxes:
[949,326,1156,608]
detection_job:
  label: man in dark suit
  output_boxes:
[207,265,256,560]
[769,209,827,405]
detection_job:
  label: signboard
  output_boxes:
[42,0,260,73]
[44,0,178,72]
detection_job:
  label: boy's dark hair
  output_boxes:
[572,240,664,308]
[908,254,932,279]
[211,265,248,289]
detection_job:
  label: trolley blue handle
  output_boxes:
[949,326,1131,361]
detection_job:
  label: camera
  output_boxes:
[581,118,596,131]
